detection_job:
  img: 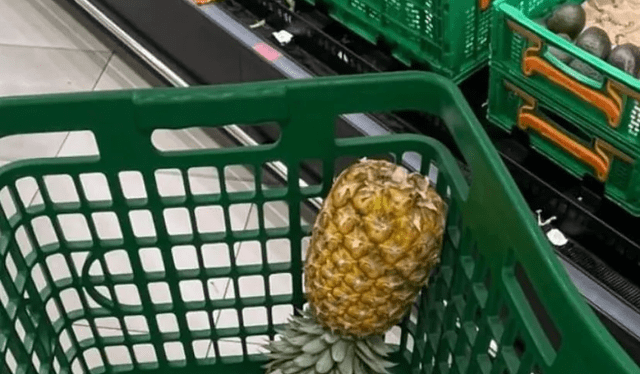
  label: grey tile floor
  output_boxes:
[0,0,301,370]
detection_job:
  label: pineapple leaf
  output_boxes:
[265,340,299,356]
[282,328,300,340]
[298,316,323,334]
[302,336,329,354]
[303,367,318,374]
[289,318,304,332]
[300,308,314,318]
[297,315,326,335]
[296,308,306,316]
[283,365,304,374]
[380,360,398,369]
[353,357,366,374]
[294,353,321,368]
[285,333,317,347]
[355,340,393,374]
[264,360,287,372]
[337,344,355,374]
[300,325,325,335]
[264,357,289,366]
[289,312,327,336]
[315,347,334,374]
[355,340,377,362]
[331,339,349,363]
[283,359,309,374]
[270,340,297,353]
[267,352,298,361]
[265,359,292,373]
[322,332,340,345]
[366,336,393,356]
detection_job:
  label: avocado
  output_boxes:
[569,59,603,81]
[549,33,574,64]
[575,27,612,60]
[546,3,586,40]
[607,44,640,77]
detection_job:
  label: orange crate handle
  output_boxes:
[479,0,491,11]
[507,20,640,128]
[505,81,632,182]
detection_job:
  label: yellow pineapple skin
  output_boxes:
[304,159,447,338]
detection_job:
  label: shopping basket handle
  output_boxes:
[0,71,507,187]
[505,80,633,183]
[132,71,499,183]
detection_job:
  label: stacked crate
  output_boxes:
[487,0,640,215]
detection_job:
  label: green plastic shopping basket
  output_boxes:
[0,71,636,374]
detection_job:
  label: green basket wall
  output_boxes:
[0,72,637,374]
[302,0,492,82]
[489,0,640,154]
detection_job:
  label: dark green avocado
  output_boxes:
[575,26,612,60]
[549,33,574,64]
[607,44,640,77]
[569,59,603,81]
[546,3,586,40]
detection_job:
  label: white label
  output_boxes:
[547,228,569,247]
[273,30,293,46]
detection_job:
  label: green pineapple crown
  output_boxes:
[263,309,396,374]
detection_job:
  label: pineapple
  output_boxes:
[264,159,447,374]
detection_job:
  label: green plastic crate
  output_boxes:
[488,0,640,215]
[489,0,640,152]
[487,65,640,214]
[302,0,492,82]
[491,0,640,130]
[0,71,637,374]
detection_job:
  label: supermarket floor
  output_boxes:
[0,0,299,368]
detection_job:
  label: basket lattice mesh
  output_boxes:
[0,141,556,374]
